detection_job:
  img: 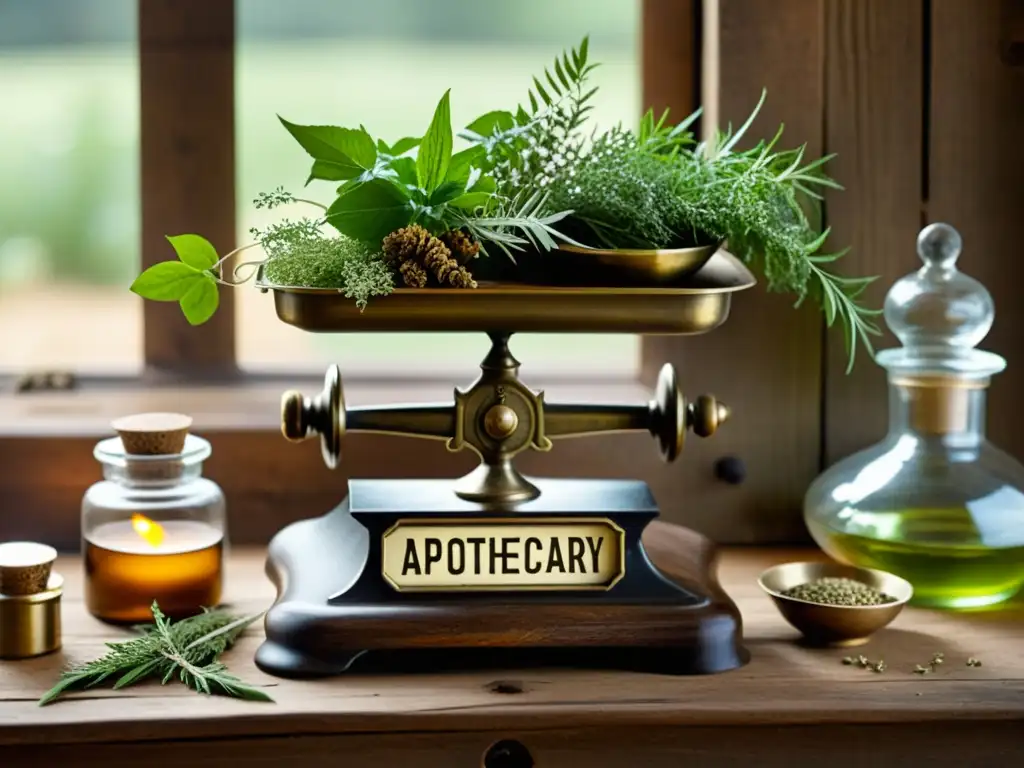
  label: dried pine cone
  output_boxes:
[419,237,456,283]
[447,265,477,288]
[382,224,433,266]
[440,229,481,265]
[399,260,427,288]
[382,223,478,289]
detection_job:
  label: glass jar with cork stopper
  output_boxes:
[82,413,227,623]
[804,223,1024,608]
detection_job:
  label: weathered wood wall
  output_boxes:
[644,0,1024,543]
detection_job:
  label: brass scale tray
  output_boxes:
[254,250,755,677]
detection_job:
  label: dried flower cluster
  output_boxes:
[257,217,394,310]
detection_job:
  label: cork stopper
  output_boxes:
[0,542,57,596]
[112,412,192,455]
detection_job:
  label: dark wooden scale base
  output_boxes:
[255,477,748,678]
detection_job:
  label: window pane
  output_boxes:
[0,0,140,374]
[236,0,640,377]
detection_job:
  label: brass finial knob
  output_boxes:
[281,390,308,442]
[483,403,519,440]
[688,395,730,438]
[648,365,729,461]
[650,364,686,462]
[279,365,345,469]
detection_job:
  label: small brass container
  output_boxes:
[758,562,913,647]
[556,242,719,284]
[0,572,63,659]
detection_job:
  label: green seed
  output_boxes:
[780,577,897,606]
[842,657,855,665]
[914,665,929,675]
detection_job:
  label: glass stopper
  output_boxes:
[883,223,994,352]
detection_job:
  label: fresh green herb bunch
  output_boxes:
[782,576,897,606]
[255,216,394,309]
[465,38,881,370]
[131,188,395,320]
[462,36,597,206]
[131,82,578,322]
[281,91,573,260]
[544,125,707,249]
[39,602,271,706]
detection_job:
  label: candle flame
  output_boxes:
[131,513,165,548]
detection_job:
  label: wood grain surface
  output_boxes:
[643,0,826,544]
[642,0,700,123]
[822,0,925,464]
[929,0,1024,463]
[140,0,237,377]
[1,547,1021,765]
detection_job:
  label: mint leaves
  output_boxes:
[131,234,221,325]
[416,90,453,193]
[303,90,501,243]
[165,234,218,270]
[279,119,377,183]
[325,178,413,243]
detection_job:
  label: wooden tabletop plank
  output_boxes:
[1,548,1021,747]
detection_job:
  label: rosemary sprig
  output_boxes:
[456,189,579,261]
[500,43,883,371]
[39,602,271,706]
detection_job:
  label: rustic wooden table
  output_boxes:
[1,548,1021,767]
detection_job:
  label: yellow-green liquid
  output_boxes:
[809,508,1024,609]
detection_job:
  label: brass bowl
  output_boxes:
[758,561,913,647]
[556,242,720,284]
[260,250,756,334]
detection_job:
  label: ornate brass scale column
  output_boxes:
[255,251,755,677]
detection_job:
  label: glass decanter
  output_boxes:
[804,223,1024,608]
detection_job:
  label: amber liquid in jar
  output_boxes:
[84,519,223,623]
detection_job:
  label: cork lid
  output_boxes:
[111,412,193,455]
[0,541,57,596]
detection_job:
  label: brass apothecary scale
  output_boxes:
[254,250,755,677]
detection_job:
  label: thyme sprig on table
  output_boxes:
[39,602,272,706]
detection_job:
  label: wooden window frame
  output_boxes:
[4,0,763,550]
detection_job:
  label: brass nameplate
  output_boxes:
[381,517,625,592]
